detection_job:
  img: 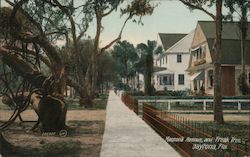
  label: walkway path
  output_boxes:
[100,91,180,157]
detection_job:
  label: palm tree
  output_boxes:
[137,40,162,96]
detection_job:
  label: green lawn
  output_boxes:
[194,121,250,156]
[195,121,250,141]
[66,93,109,110]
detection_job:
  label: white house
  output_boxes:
[154,31,195,91]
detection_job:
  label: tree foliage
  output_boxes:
[112,40,139,84]
[97,52,119,92]
[179,0,215,19]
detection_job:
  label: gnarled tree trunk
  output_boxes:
[0,46,67,132]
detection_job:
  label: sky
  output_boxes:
[1,0,231,47]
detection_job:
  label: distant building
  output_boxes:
[187,21,250,96]
[154,31,194,91]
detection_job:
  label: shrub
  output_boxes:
[155,90,189,96]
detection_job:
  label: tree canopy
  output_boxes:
[112,40,139,83]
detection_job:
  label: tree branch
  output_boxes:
[6,0,44,35]
[4,45,52,68]
[179,0,215,19]
[13,33,40,43]
[1,3,62,71]
[102,7,116,17]
[0,46,39,75]
[52,0,77,45]
[41,15,68,37]
[76,23,88,42]
[99,15,133,55]
[45,31,67,36]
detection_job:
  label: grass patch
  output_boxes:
[66,93,108,110]
[195,121,250,141]
[193,121,250,156]
[91,98,108,110]
[65,99,81,110]
[39,140,81,157]
[66,99,108,110]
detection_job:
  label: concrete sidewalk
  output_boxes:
[100,91,181,157]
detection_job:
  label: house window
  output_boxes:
[160,74,174,85]
[195,48,200,60]
[177,54,182,63]
[178,74,184,85]
[193,46,205,60]
[196,48,201,59]
[165,56,168,64]
[160,60,162,66]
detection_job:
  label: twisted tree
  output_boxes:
[0,0,155,130]
[0,5,67,132]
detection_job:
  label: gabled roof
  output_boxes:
[158,33,187,50]
[196,21,250,65]
[155,31,195,60]
[166,30,195,53]
[207,39,250,65]
[198,21,250,40]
